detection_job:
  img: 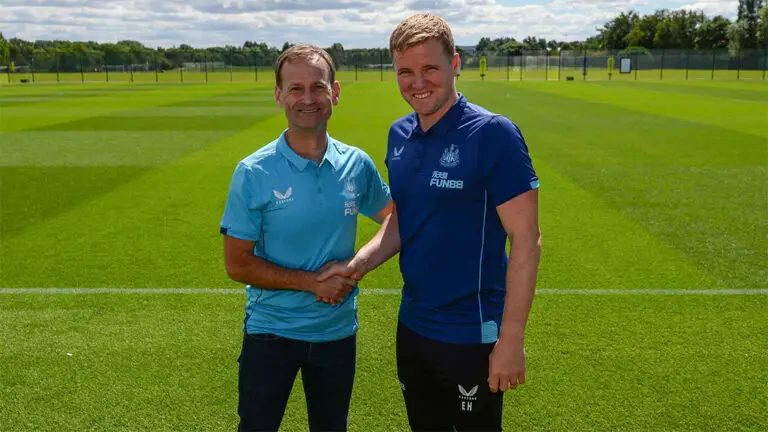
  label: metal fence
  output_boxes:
[3,48,767,85]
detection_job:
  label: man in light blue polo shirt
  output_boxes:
[220,44,392,432]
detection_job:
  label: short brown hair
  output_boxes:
[275,44,336,88]
[389,13,455,59]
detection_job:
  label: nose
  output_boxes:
[412,73,426,90]
[302,87,314,105]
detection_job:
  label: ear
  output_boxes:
[274,85,284,108]
[332,80,341,106]
[452,53,461,74]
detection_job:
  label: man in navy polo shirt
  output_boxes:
[319,14,541,432]
[220,44,392,432]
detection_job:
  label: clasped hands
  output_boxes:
[311,260,363,305]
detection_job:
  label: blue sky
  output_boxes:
[0,0,739,49]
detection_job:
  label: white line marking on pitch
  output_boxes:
[0,288,765,295]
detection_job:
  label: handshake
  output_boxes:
[311,259,365,306]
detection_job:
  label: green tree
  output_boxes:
[758,4,768,47]
[667,9,706,49]
[626,10,668,48]
[737,0,764,48]
[499,40,523,55]
[696,15,732,49]
[0,32,9,65]
[654,19,676,48]
[476,37,493,52]
[728,20,749,52]
[325,42,345,67]
[596,10,639,50]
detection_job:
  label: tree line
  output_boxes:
[476,0,766,55]
[0,0,766,72]
[0,34,392,72]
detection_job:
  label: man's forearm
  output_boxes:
[227,254,315,292]
[351,210,401,276]
[499,233,541,343]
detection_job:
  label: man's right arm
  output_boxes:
[224,236,356,303]
[318,203,402,281]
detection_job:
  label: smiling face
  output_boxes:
[393,38,459,129]
[274,55,340,132]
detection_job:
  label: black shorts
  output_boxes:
[396,321,503,431]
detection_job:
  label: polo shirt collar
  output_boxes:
[410,93,467,138]
[276,129,340,171]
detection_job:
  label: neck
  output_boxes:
[285,125,328,163]
[418,90,459,132]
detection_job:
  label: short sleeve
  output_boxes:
[478,116,539,207]
[384,127,393,169]
[358,152,391,217]
[219,163,263,241]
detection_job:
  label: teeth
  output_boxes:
[414,91,431,99]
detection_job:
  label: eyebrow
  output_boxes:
[285,80,329,88]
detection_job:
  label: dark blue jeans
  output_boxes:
[237,332,356,432]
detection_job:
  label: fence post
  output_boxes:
[736,48,741,81]
[711,50,716,80]
[154,52,159,83]
[634,54,638,80]
[56,56,60,83]
[380,50,384,82]
[608,53,612,81]
[180,64,184,83]
[558,50,562,81]
[130,64,134,83]
[685,50,690,80]
[204,52,209,83]
[764,46,767,81]
[229,51,233,82]
[520,53,523,81]
[659,50,664,80]
[6,60,10,85]
[355,64,358,81]
[80,56,85,84]
[105,63,109,83]
[31,58,35,83]
[582,50,587,80]
[545,50,549,81]
[506,53,510,81]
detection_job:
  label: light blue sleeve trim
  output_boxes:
[481,321,499,343]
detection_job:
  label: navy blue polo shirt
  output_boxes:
[385,94,539,345]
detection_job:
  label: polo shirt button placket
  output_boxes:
[316,165,326,210]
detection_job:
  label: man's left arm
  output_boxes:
[477,116,541,393]
[488,189,541,393]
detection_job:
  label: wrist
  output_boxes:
[297,271,316,293]
[349,255,369,278]
[499,326,525,345]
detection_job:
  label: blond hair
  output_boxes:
[274,44,336,88]
[389,13,455,59]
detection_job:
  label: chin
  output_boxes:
[411,102,442,117]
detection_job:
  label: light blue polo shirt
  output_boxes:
[220,130,391,342]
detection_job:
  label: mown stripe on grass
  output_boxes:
[1,288,765,294]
